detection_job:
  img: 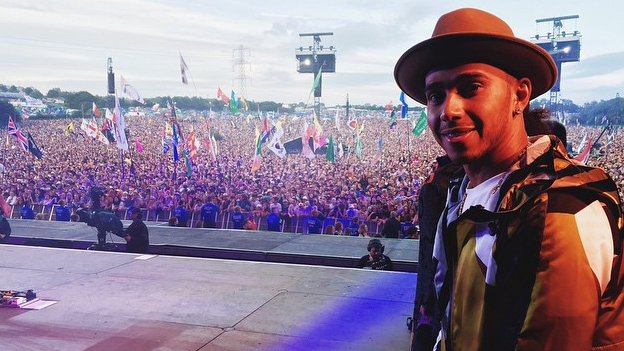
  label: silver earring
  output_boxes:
[513,107,521,116]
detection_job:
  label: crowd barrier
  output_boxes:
[5,204,418,238]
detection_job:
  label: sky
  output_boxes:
[1,0,624,108]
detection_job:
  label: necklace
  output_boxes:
[457,174,506,215]
[457,146,527,216]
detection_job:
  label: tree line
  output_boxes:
[1,84,623,126]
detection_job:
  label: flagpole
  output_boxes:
[407,118,413,186]
[2,128,8,174]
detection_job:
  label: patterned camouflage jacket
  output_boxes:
[434,135,624,351]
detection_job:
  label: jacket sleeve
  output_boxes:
[514,191,611,351]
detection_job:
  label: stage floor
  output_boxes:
[4,219,419,272]
[0,245,416,351]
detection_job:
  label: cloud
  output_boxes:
[566,51,624,78]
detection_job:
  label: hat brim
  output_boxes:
[394,33,557,105]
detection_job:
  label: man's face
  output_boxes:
[369,245,382,260]
[424,63,520,166]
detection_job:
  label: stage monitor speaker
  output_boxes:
[107,73,115,94]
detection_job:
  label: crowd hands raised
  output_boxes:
[1,112,621,236]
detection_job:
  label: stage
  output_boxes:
[3,219,419,272]
[0,244,416,350]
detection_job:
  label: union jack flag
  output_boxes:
[8,116,28,151]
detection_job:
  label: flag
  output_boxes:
[90,119,110,145]
[217,87,230,104]
[308,66,322,100]
[240,95,249,111]
[80,118,89,134]
[102,118,116,142]
[120,76,145,104]
[385,100,393,111]
[182,149,192,177]
[334,108,341,131]
[260,114,272,144]
[355,135,362,158]
[27,132,43,159]
[389,110,397,129]
[267,122,286,158]
[574,137,592,164]
[92,102,102,117]
[186,128,197,163]
[337,141,344,158]
[205,131,217,163]
[134,137,144,153]
[180,52,189,85]
[162,128,171,154]
[300,121,316,159]
[412,111,428,136]
[230,90,239,114]
[207,134,218,162]
[171,125,180,162]
[400,91,408,118]
[65,122,75,135]
[113,93,128,150]
[211,134,218,158]
[8,116,28,151]
[347,119,357,131]
[574,132,587,154]
[251,126,263,172]
[326,134,335,163]
[167,100,177,121]
[80,118,108,145]
[312,112,326,150]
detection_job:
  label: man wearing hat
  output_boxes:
[123,207,149,254]
[395,8,624,351]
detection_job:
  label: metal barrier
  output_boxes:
[6,204,416,237]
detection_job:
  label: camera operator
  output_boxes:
[123,207,149,254]
[356,239,393,271]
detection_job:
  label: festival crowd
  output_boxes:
[1,109,622,236]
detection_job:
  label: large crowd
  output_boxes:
[1,109,622,235]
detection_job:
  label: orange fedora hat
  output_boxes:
[394,8,557,105]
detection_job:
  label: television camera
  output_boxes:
[76,187,124,250]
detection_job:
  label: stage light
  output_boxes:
[304,59,311,65]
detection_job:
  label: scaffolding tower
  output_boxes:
[233,45,251,103]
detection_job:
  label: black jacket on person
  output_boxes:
[357,254,393,270]
[124,219,149,253]
[411,156,461,351]
[381,217,401,238]
[0,216,11,243]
